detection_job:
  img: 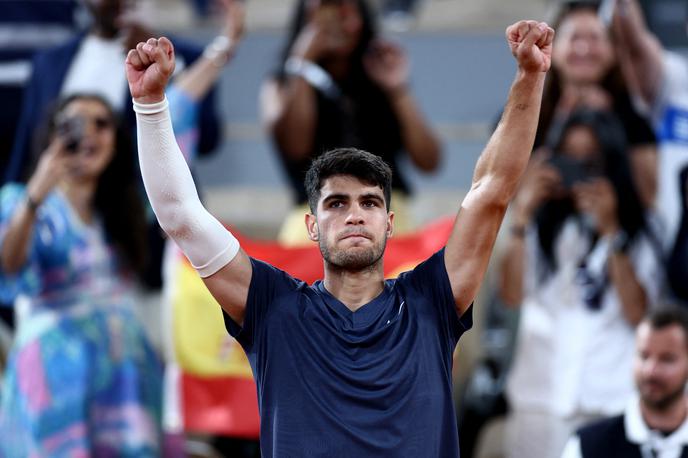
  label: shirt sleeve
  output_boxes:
[559,436,583,458]
[167,85,200,164]
[398,249,473,348]
[222,258,302,351]
[0,185,42,302]
[628,232,664,310]
[652,51,688,127]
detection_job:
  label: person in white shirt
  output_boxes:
[610,0,688,303]
[562,306,688,458]
[499,108,663,458]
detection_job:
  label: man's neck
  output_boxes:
[323,264,385,312]
[640,396,688,434]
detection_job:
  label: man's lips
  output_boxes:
[340,232,372,241]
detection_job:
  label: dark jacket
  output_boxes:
[5,32,221,183]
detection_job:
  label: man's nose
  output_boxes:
[642,358,661,376]
[345,204,365,224]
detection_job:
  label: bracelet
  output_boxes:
[284,56,341,99]
[510,225,526,238]
[203,35,233,67]
[26,194,41,213]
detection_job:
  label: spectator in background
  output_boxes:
[5,0,224,290]
[260,0,441,245]
[611,0,688,304]
[561,306,688,457]
[0,0,85,332]
[0,0,83,174]
[5,0,222,185]
[0,94,163,456]
[499,109,662,458]
[537,0,657,209]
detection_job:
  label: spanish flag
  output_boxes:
[170,217,455,438]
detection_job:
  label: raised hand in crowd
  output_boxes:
[173,0,246,102]
[363,40,409,95]
[289,0,362,62]
[510,151,563,229]
[573,178,620,236]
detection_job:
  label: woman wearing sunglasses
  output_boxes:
[0,93,162,456]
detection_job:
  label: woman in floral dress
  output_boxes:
[0,93,163,456]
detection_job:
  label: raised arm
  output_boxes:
[125,37,252,326]
[363,40,441,172]
[173,0,245,102]
[611,0,665,108]
[1,138,72,274]
[259,13,336,161]
[445,21,554,315]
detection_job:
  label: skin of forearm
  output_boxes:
[174,57,224,102]
[613,0,664,104]
[615,0,650,55]
[272,78,318,160]
[0,204,37,274]
[472,71,545,207]
[498,202,532,306]
[388,90,441,171]
[608,251,648,325]
[499,235,527,306]
[444,70,546,310]
[464,72,545,308]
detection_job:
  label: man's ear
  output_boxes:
[387,211,395,238]
[305,213,319,241]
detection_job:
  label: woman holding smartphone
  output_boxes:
[499,109,662,458]
[0,94,162,456]
[260,0,441,244]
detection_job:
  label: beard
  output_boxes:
[638,379,687,411]
[320,234,387,272]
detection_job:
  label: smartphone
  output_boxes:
[56,116,85,154]
[548,155,592,189]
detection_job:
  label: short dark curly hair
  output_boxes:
[304,148,393,214]
[644,306,688,348]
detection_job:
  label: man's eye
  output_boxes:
[363,200,377,207]
[330,201,344,208]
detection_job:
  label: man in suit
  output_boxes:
[562,306,688,458]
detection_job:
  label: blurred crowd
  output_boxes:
[0,0,686,457]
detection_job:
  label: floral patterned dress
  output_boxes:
[0,184,163,457]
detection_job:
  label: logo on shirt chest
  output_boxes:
[660,106,688,144]
[386,301,406,325]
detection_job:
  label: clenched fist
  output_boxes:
[125,37,175,104]
[506,20,554,74]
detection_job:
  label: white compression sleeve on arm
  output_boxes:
[133,96,239,277]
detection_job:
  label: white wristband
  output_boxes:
[133,96,168,115]
[284,56,340,99]
[203,35,234,67]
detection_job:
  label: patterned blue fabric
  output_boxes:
[0,184,163,457]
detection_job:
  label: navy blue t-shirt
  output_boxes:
[223,249,472,457]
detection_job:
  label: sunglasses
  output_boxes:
[59,115,113,131]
